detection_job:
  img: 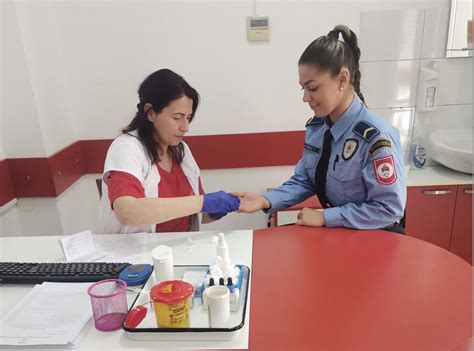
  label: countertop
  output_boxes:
[407,165,472,187]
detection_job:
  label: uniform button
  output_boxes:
[340,174,344,179]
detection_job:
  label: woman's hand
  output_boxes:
[295,208,325,227]
[202,191,240,214]
[232,192,270,213]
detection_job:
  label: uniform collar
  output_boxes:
[325,94,364,142]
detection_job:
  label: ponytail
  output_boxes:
[299,24,366,105]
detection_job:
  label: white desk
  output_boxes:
[0,230,253,350]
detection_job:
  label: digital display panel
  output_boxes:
[250,19,268,28]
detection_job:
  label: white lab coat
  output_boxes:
[94,131,201,234]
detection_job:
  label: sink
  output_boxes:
[429,129,473,174]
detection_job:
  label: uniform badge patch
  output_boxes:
[369,138,392,156]
[373,155,397,185]
[353,121,380,142]
[342,139,358,160]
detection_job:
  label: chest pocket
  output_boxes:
[326,163,366,206]
[303,149,321,186]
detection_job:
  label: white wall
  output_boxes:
[4,0,460,150]
[14,2,78,156]
[1,0,472,237]
[358,5,473,168]
[1,1,46,158]
[0,1,4,160]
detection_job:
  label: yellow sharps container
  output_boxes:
[150,280,194,328]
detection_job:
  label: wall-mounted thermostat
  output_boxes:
[247,16,270,41]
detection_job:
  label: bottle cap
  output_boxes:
[217,233,226,246]
[150,280,194,304]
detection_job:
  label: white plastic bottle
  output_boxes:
[229,286,240,312]
[216,233,230,261]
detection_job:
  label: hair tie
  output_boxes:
[328,29,340,40]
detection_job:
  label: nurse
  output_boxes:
[236,25,406,233]
[95,69,239,234]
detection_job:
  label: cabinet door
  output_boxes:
[405,185,457,250]
[450,185,473,264]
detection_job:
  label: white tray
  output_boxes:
[123,264,250,341]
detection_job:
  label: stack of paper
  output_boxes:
[0,282,93,347]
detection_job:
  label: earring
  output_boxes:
[339,87,343,91]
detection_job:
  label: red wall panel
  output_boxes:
[6,158,56,197]
[80,139,112,173]
[184,131,305,169]
[1,131,306,205]
[49,141,86,195]
[0,160,16,205]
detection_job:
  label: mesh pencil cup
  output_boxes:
[87,279,128,332]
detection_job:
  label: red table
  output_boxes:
[249,226,473,351]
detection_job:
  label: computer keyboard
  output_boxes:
[0,262,131,284]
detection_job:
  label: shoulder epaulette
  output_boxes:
[353,121,380,142]
[305,116,324,128]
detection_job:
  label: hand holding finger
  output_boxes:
[202,191,240,214]
[231,192,248,197]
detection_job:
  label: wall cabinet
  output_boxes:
[406,184,473,263]
[450,185,473,263]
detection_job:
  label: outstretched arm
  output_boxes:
[232,192,271,213]
[114,195,204,226]
[114,191,240,227]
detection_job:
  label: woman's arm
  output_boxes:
[323,132,406,229]
[113,195,204,227]
[113,191,240,227]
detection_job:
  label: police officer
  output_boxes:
[235,25,406,233]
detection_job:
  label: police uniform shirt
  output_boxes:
[262,95,406,229]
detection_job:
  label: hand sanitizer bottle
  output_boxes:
[410,137,428,170]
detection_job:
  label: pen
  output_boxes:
[333,154,339,171]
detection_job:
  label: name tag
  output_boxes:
[304,143,320,154]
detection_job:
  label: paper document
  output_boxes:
[0,282,93,346]
[94,232,150,264]
[59,230,106,262]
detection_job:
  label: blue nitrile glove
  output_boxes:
[209,212,227,220]
[202,191,240,214]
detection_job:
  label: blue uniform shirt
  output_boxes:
[262,95,406,229]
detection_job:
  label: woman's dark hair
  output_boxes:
[122,68,200,164]
[298,24,365,104]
